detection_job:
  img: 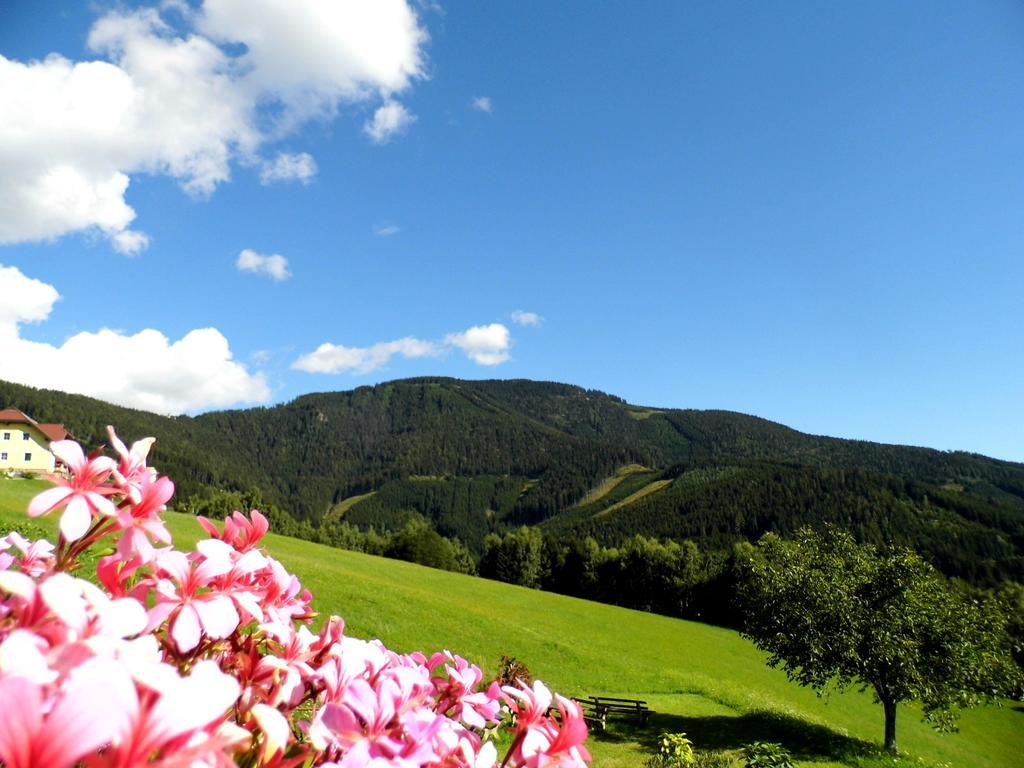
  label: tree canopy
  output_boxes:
[737,527,1021,752]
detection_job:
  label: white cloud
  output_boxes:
[0,265,60,327]
[292,337,440,374]
[198,0,426,122]
[259,152,317,185]
[511,310,542,327]
[294,322,515,374]
[0,1,428,253]
[111,229,151,256]
[445,323,512,365]
[471,96,492,113]
[375,224,400,237]
[364,100,416,144]
[236,249,291,281]
[0,264,268,414]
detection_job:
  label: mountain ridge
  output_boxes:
[1,376,1021,584]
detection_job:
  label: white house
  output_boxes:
[0,408,70,474]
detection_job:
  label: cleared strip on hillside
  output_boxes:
[327,490,377,520]
[594,478,673,518]
[627,408,666,420]
[572,464,651,508]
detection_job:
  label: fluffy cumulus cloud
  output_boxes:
[471,96,492,113]
[259,152,317,185]
[294,322,515,374]
[0,1,427,253]
[511,310,543,327]
[0,264,268,414]
[236,248,291,280]
[198,0,425,120]
[0,265,60,327]
[364,100,416,144]
[445,323,512,365]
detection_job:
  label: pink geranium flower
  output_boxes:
[148,550,240,653]
[1,532,55,577]
[91,659,243,768]
[107,426,157,504]
[429,651,502,728]
[28,441,117,541]
[198,510,270,552]
[252,624,317,708]
[315,676,442,765]
[502,682,590,768]
[0,657,135,768]
[114,474,174,563]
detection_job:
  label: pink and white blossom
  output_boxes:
[28,441,117,541]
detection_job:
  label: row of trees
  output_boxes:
[553,463,1024,586]
[478,527,746,625]
[180,488,478,575]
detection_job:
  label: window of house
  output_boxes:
[2,432,8,440]
[22,432,29,440]
[1,452,6,460]
[24,453,32,461]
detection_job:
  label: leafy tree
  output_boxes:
[479,527,544,587]
[385,517,472,573]
[995,581,1024,688]
[737,527,1021,753]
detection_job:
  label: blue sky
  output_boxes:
[0,1,1021,461]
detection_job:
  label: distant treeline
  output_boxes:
[182,488,478,577]
[479,527,749,627]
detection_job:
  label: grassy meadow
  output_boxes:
[2,476,1021,767]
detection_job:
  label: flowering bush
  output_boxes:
[0,429,591,768]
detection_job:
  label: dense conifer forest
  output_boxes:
[2,376,1022,589]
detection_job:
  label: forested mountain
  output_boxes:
[2,376,1022,584]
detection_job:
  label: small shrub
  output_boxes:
[645,732,695,767]
[743,741,794,768]
[497,654,534,686]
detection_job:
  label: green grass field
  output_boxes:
[2,476,1021,767]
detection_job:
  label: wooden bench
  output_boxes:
[573,695,652,731]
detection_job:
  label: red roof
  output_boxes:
[0,408,69,443]
[0,408,32,423]
[37,424,69,442]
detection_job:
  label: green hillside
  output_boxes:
[1,477,1020,768]
[2,376,1023,585]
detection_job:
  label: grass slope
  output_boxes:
[327,490,377,520]
[594,478,673,519]
[1,477,1020,767]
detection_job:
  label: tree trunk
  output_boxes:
[883,698,898,753]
